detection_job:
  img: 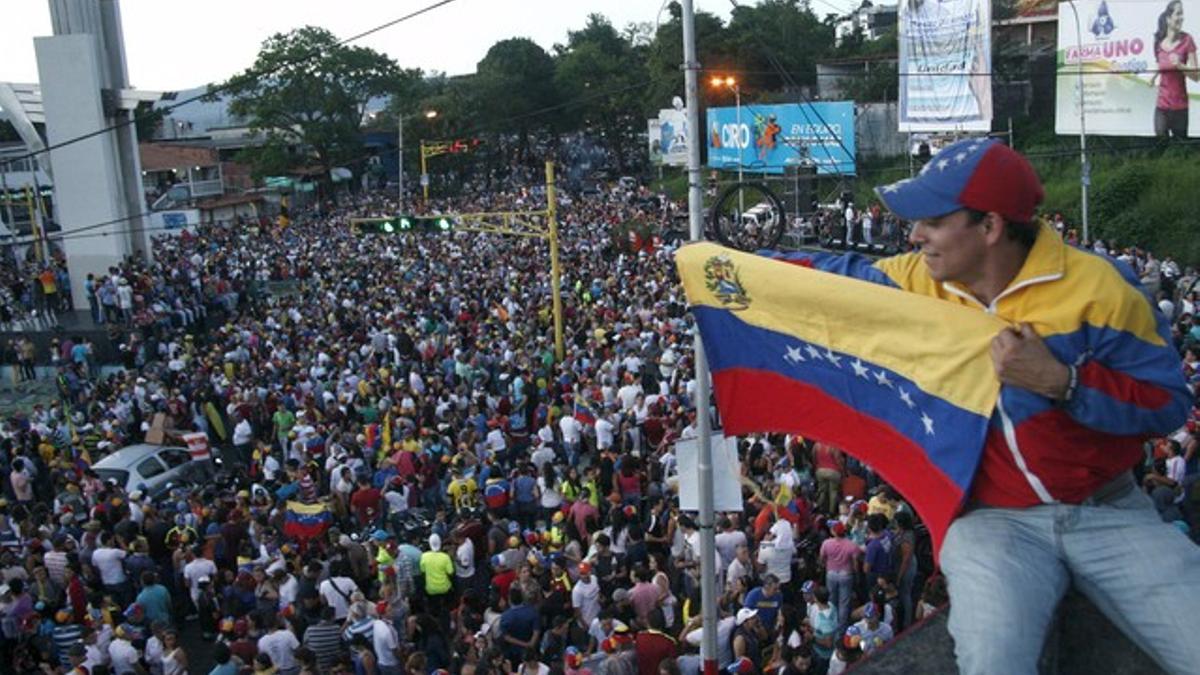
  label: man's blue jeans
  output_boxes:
[825,570,854,629]
[941,472,1200,675]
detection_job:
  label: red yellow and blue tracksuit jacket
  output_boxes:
[771,225,1191,508]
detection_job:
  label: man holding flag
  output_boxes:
[678,137,1200,674]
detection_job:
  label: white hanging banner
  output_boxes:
[676,433,744,512]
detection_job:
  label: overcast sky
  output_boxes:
[0,0,855,93]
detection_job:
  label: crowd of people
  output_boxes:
[0,258,72,326]
[0,163,1197,675]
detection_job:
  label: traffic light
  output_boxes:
[354,218,407,235]
[352,215,454,236]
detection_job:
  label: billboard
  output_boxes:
[898,0,993,132]
[649,107,690,166]
[648,118,663,165]
[1056,0,1200,137]
[706,102,856,175]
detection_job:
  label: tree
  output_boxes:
[213,26,404,186]
[644,4,734,119]
[724,0,834,91]
[0,119,19,144]
[473,38,558,162]
[555,14,649,172]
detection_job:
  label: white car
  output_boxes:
[92,443,214,497]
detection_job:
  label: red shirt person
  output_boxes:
[350,476,383,526]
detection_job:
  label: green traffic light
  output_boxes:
[438,218,451,231]
[382,221,395,233]
[399,217,412,230]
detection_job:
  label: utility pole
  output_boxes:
[398,114,405,210]
[682,2,719,674]
[1065,0,1090,245]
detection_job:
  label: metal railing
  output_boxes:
[189,179,224,197]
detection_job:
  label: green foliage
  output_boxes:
[644,6,734,117]
[650,171,690,202]
[555,15,649,171]
[235,139,298,182]
[839,60,898,103]
[474,39,558,135]
[132,102,165,141]
[214,26,403,177]
[725,0,834,89]
[0,119,19,144]
[1036,147,1200,264]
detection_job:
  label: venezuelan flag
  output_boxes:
[574,399,597,426]
[283,500,332,541]
[677,243,1008,553]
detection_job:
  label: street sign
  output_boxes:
[420,174,430,187]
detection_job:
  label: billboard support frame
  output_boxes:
[1065,0,1091,245]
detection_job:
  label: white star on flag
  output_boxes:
[784,345,805,364]
[883,183,901,194]
[824,350,842,368]
[937,158,950,171]
[955,151,968,163]
[850,359,870,379]
[874,370,893,388]
[921,412,935,435]
[805,344,824,361]
[898,387,915,409]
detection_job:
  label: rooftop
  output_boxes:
[139,143,218,172]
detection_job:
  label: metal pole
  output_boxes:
[545,161,565,362]
[682,2,719,673]
[734,85,745,214]
[420,141,429,203]
[0,163,17,253]
[398,114,405,210]
[31,173,51,262]
[25,187,42,264]
[1067,0,1090,245]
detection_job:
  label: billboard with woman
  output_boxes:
[1057,0,1199,137]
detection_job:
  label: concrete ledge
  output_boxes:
[851,590,1166,674]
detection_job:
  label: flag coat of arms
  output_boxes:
[676,242,1008,553]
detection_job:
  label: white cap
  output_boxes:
[736,608,758,626]
[428,533,442,551]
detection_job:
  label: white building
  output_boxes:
[836,1,899,46]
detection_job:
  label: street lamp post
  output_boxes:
[690,6,720,674]
[398,110,438,211]
[1065,0,1090,245]
[711,76,745,211]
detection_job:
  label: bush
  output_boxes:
[1038,148,1200,264]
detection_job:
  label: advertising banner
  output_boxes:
[898,0,993,132]
[648,118,663,165]
[650,107,690,166]
[706,102,856,175]
[1056,0,1200,137]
